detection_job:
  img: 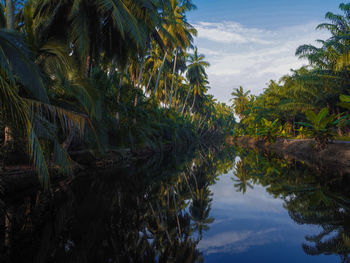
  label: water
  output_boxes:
[1,145,349,262]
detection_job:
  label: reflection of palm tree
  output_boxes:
[3,143,237,262]
[235,145,350,262]
[190,188,214,238]
[232,160,253,194]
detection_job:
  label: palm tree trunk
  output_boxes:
[190,94,197,123]
[173,74,179,109]
[137,58,144,89]
[181,87,192,115]
[190,93,196,113]
[85,55,92,78]
[146,71,154,93]
[4,126,13,146]
[134,58,144,107]
[5,0,14,30]
[3,0,15,157]
[164,72,168,104]
[169,48,178,108]
[153,50,168,97]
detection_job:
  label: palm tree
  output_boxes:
[184,47,209,115]
[230,86,251,119]
[0,27,56,186]
[153,0,197,99]
[232,161,253,194]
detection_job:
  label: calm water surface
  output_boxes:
[1,145,349,262]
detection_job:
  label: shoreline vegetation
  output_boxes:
[0,0,235,189]
[230,3,350,162]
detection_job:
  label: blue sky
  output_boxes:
[187,0,345,103]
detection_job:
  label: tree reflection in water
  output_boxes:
[233,146,350,262]
[0,144,236,263]
[2,145,350,262]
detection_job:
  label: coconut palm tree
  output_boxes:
[184,47,209,115]
[230,86,251,119]
[153,0,197,99]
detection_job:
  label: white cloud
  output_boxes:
[196,22,273,45]
[193,21,330,103]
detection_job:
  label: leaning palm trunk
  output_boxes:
[190,93,196,113]
[146,70,154,92]
[153,50,168,97]
[181,87,192,115]
[169,48,178,108]
[134,58,144,107]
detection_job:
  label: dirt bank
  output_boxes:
[233,136,350,174]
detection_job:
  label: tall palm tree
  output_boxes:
[184,47,209,115]
[230,86,251,119]
[153,0,197,98]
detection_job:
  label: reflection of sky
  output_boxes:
[199,172,338,263]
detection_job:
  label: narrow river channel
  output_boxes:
[1,144,348,262]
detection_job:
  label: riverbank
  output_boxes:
[231,136,350,174]
[0,145,174,197]
[0,138,213,198]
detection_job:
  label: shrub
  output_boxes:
[257,118,282,143]
[297,108,345,150]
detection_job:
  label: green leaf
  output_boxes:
[305,110,317,123]
[296,122,313,128]
[340,94,350,102]
[316,107,328,124]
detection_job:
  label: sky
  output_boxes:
[187,0,345,103]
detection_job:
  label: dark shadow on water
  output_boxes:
[0,144,235,263]
[1,144,350,262]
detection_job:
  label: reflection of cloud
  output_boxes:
[211,173,283,214]
[199,228,281,255]
[193,21,330,103]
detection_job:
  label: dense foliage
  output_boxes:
[0,0,235,186]
[231,3,350,148]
